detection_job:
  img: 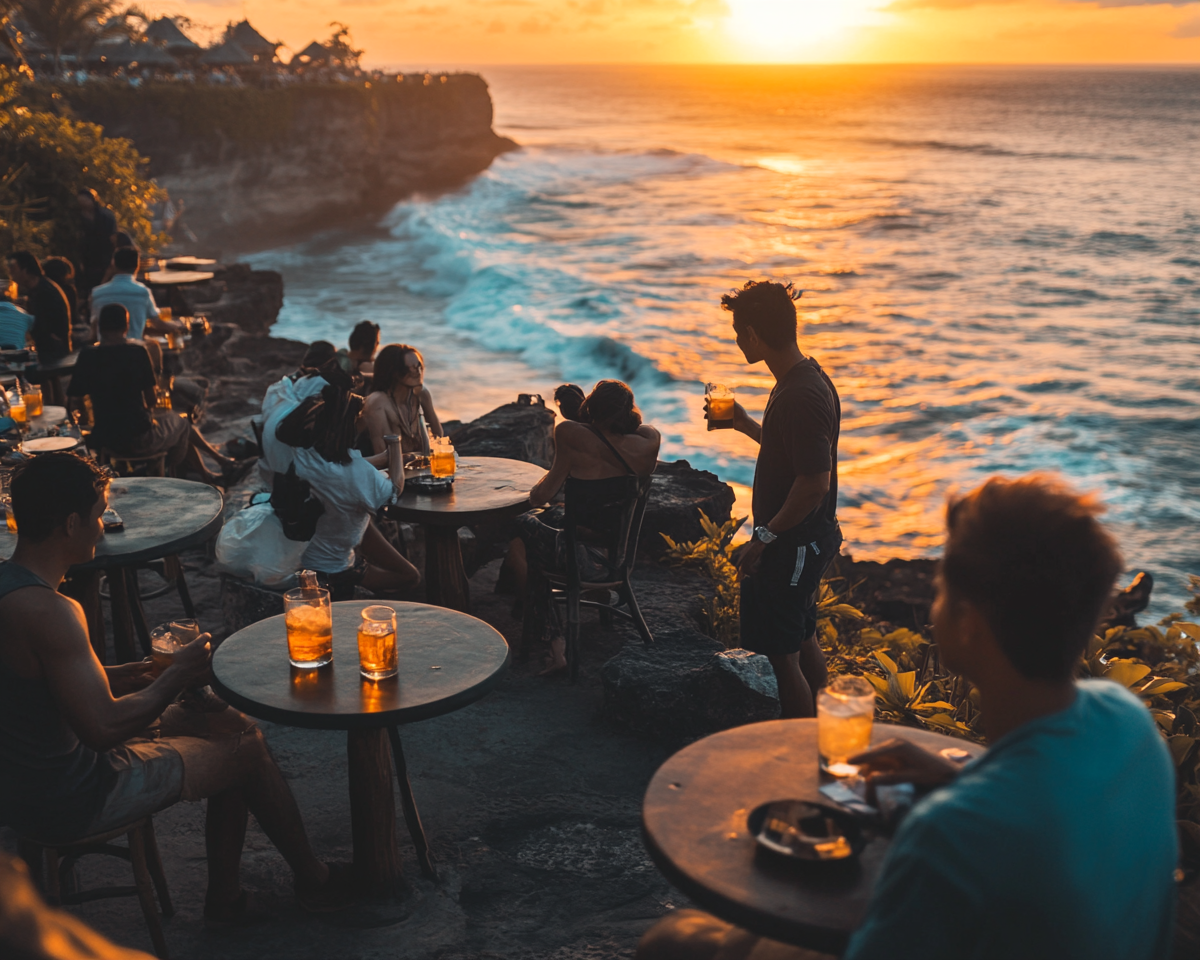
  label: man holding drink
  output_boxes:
[708,280,842,719]
[0,453,351,920]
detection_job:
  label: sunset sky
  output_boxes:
[147,0,1200,66]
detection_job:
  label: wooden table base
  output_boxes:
[347,726,437,889]
[423,525,470,612]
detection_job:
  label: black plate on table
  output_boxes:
[406,474,454,493]
[748,800,866,862]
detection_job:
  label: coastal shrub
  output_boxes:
[664,510,1200,862]
[0,67,166,257]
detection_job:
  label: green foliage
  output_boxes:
[661,511,746,647]
[0,66,165,257]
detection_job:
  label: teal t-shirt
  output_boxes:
[845,680,1177,960]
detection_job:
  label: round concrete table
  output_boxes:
[642,719,986,954]
[388,456,544,611]
[0,477,224,663]
[143,270,215,286]
[211,600,510,888]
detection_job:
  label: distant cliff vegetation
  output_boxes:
[0,68,164,258]
[24,74,516,252]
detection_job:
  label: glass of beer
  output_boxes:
[284,585,333,669]
[152,624,187,676]
[430,436,456,478]
[357,605,398,681]
[21,387,42,419]
[817,675,876,776]
[705,383,734,431]
[9,398,26,428]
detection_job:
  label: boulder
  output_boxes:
[451,398,556,467]
[640,460,736,559]
[833,555,937,630]
[600,628,779,742]
[179,264,285,337]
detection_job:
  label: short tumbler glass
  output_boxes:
[817,675,876,776]
[284,586,333,669]
[357,605,398,681]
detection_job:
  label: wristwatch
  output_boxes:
[753,525,778,544]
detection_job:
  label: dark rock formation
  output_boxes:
[47,78,517,253]
[641,460,736,559]
[175,265,285,336]
[833,555,938,631]
[600,628,779,742]
[451,399,556,468]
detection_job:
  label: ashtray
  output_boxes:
[747,800,865,862]
[407,474,454,493]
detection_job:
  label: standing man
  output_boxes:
[714,280,841,718]
[6,251,72,362]
[89,247,175,342]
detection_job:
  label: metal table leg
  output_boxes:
[388,725,437,880]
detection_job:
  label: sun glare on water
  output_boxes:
[724,0,883,58]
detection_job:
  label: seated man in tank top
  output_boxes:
[515,380,661,674]
[360,343,444,457]
[0,453,351,920]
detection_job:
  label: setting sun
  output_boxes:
[724,0,884,58]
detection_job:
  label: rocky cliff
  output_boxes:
[42,77,516,254]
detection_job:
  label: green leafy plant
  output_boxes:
[0,65,166,256]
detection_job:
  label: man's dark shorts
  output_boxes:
[740,525,842,657]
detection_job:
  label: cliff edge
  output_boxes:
[40,76,516,254]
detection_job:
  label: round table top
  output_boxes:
[211,601,510,730]
[642,718,986,953]
[144,270,215,286]
[388,456,543,527]
[165,257,217,270]
[0,477,224,568]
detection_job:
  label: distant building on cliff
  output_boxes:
[223,21,280,66]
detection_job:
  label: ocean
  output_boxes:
[250,65,1200,616]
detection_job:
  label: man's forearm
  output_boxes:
[738,417,762,444]
[87,674,189,751]
[767,473,830,535]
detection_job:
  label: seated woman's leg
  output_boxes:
[360,519,421,593]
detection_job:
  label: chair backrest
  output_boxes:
[563,472,654,581]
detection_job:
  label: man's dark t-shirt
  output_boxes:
[27,278,72,360]
[67,342,155,448]
[752,357,840,543]
[80,205,118,284]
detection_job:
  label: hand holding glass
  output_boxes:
[818,675,876,777]
[285,586,333,668]
[150,618,199,677]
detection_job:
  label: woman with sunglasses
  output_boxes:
[361,343,445,458]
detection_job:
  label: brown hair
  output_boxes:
[941,474,1122,682]
[371,343,424,395]
[580,380,642,435]
[11,452,109,542]
[720,280,801,349]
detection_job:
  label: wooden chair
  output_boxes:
[525,474,655,681]
[18,815,174,959]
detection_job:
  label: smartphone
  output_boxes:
[819,781,879,818]
[102,507,124,532]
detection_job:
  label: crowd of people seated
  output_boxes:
[0,263,1185,959]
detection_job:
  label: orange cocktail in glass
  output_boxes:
[705,383,734,430]
[284,586,333,668]
[357,605,398,681]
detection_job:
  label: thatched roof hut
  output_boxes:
[87,39,178,67]
[145,18,200,54]
[225,20,279,62]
